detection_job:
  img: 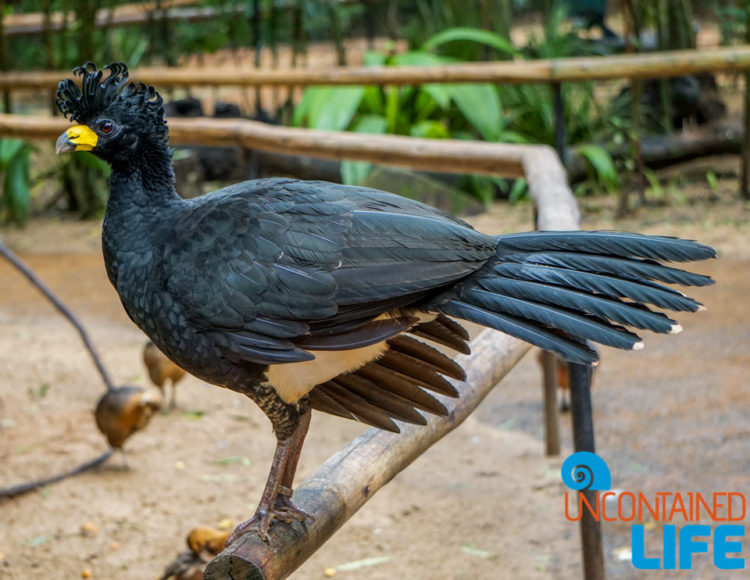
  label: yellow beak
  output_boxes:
[55,125,98,154]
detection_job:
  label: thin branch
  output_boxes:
[0,241,116,391]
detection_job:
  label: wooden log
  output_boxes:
[523,145,580,230]
[3,46,750,89]
[2,0,373,37]
[3,0,218,37]
[566,118,745,183]
[204,331,531,580]
[0,113,528,177]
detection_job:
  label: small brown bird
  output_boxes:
[143,340,186,410]
[160,527,232,580]
[186,527,233,557]
[94,386,162,459]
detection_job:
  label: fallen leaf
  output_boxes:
[214,456,251,467]
[336,556,393,571]
[28,535,50,547]
[181,410,205,420]
[461,544,493,559]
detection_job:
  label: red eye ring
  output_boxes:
[99,120,114,134]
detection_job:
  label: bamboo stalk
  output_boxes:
[4,46,750,90]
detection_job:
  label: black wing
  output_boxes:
[164,178,496,365]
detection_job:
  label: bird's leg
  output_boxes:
[169,382,177,411]
[274,406,312,520]
[226,392,312,545]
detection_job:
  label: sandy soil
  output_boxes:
[0,175,748,579]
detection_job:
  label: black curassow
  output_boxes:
[55,63,715,543]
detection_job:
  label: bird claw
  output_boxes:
[272,495,313,524]
[225,497,313,546]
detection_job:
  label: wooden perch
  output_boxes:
[203,331,530,580]
[2,46,750,89]
[0,113,533,178]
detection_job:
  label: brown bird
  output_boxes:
[186,527,233,557]
[160,527,232,580]
[94,386,162,462]
[143,340,187,410]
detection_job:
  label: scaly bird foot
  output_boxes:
[225,495,313,546]
[272,493,313,524]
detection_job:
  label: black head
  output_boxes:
[55,62,169,166]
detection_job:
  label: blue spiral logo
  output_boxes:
[561,451,611,491]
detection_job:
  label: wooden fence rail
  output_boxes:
[2,46,750,90]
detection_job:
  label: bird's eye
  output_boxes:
[98,120,114,134]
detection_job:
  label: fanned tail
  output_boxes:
[431,231,715,364]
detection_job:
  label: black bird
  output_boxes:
[55,62,715,543]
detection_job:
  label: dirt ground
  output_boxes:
[0,169,749,580]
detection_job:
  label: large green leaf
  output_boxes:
[445,83,502,141]
[293,86,366,131]
[390,52,452,112]
[423,27,517,57]
[390,51,448,67]
[409,120,450,139]
[363,51,387,67]
[341,115,387,185]
[309,86,367,131]
[577,144,619,192]
[4,147,30,225]
[0,139,26,168]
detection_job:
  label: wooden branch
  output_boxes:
[523,145,580,230]
[3,0,209,37]
[0,240,116,392]
[203,331,531,580]
[0,114,528,178]
[4,46,750,89]
[2,0,372,37]
[0,448,113,498]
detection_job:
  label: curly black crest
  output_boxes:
[56,62,167,138]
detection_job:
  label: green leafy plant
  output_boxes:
[577,144,619,193]
[293,30,525,193]
[0,139,33,225]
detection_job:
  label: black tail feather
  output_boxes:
[478,278,679,334]
[497,231,716,263]
[465,288,642,350]
[440,301,599,364]
[431,231,714,364]
[492,263,702,312]
[500,252,714,287]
